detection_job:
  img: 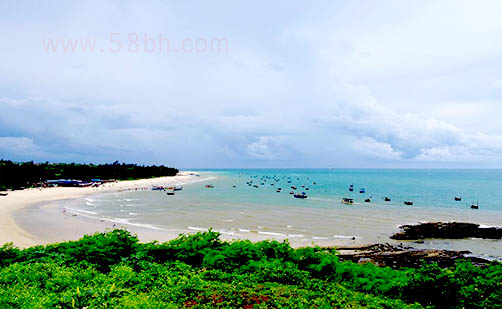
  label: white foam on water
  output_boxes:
[238,228,250,232]
[187,226,208,231]
[287,234,304,238]
[334,235,361,239]
[312,236,329,240]
[258,231,286,236]
[67,208,98,215]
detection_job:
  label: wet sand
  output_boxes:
[0,172,199,247]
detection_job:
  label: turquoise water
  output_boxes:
[194,169,502,211]
[67,169,502,259]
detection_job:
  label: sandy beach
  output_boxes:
[0,172,201,247]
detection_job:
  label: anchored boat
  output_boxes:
[342,198,354,204]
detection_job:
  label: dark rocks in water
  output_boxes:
[391,222,502,240]
[336,243,490,269]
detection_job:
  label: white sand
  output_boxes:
[0,172,199,247]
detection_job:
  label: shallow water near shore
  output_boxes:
[62,169,502,259]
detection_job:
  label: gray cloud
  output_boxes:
[2,1,502,167]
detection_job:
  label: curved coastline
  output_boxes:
[3,172,203,247]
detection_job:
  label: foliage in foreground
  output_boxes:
[0,230,501,308]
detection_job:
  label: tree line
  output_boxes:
[0,160,178,190]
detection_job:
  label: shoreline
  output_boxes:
[1,172,204,247]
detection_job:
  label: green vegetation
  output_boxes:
[0,160,178,190]
[0,230,501,308]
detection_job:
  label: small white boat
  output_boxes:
[174,185,183,191]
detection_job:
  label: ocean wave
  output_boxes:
[258,231,286,237]
[287,234,304,238]
[187,226,208,231]
[66,208,98,215]
[312,236,329,240]
[66,208,165,231]
[333,235,361,239]
[238,228,250,232]
[85,202,96,206]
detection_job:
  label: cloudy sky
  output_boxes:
[2,0,502,168]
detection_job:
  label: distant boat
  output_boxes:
[342,198,354,205]
[384,197,391,202]
[291,186,297,190]
[471,202,479,209]
[305,188,309,190]
[364,198,371,203]
[0,192,8,196]
[174,185,183,191]
[349,187,354,192]
[404,201,413,206]
[294,192,308,199]
[289,191,294,194]
[152,186,164,191]
[359,188,365,193]
[276,189,281,193]
[205,184,214,188]
[454,197,461,201]
[313,182,317,185]
[166,191,175,196]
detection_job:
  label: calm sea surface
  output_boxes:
[64,169,502,259]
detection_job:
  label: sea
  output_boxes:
[62,169,502,259]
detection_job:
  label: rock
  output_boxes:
[336,243,490,268]
[390,222,502,240]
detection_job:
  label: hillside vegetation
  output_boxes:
[0,230,501,308]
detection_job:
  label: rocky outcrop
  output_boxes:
[336,243,490,268]
[390,222,502,240]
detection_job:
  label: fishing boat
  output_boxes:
[294,192,308,199]
[364,198,371,203]
[289,191,294,194]
[205,184,214,188]
[341,198,354,205]
[404,201,413,206]
[174,185,183,191]
[166,191,175,196]
[384,197,391,202]
[454,197,461,201]
[471,202,479,209]
[349,187,354,192]
[276,188,282,193]
[291,186,297,190]
[359,188,365,193]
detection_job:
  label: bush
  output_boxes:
[0,229,500,308]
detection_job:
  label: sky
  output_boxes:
[2,0,502,168]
